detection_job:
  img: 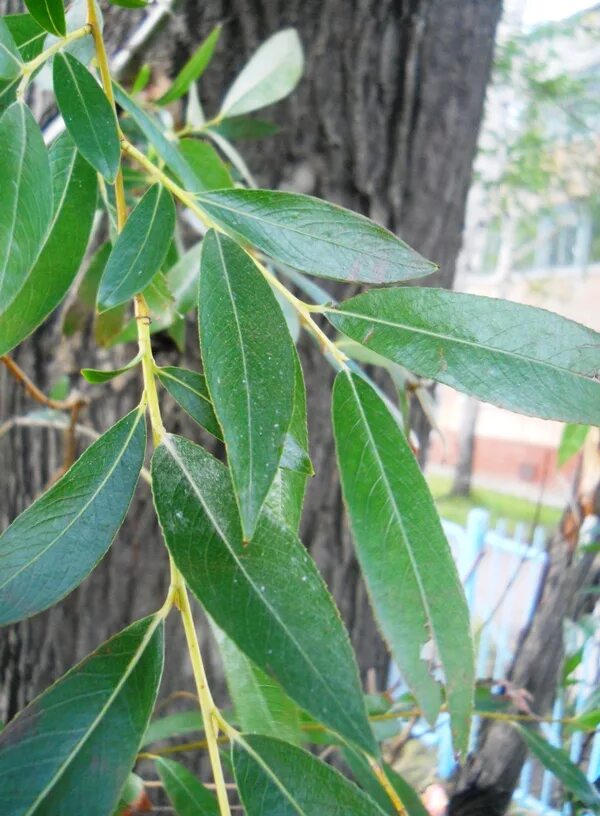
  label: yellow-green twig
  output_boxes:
[16,24,92,99]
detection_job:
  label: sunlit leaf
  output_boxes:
[333,371,474,752]
[0,409,146,625]
[328,288,600,425]
[199,230,295,539]
[54,52,120,181]
[179,138,233,190]
[0,615,164,815]
[152,435,376,755]
[196,189,435,284]
[220,29,303,117]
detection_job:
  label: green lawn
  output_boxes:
[427,474,562,533]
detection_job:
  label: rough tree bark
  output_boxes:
[0,0,501,723]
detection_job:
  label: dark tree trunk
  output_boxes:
[0,0,500,722]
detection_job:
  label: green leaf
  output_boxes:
[265,351,311,532]
[209,115,279,141]
[328,288,600,425]
[0,102,52,315]
[157,366,222,439]
[166,241,202,314]
[4,14,45,61]
[196,189,435,284]
[143,710,204,747]
[0,615,163,815]
[179,138,233,191]
[54,52,120,181]
[157,24,221,105]
[151,435,376,755]
[98,184,176,310]
[82,353,141,383]
[215,627,303,744]
[0,132,97,356]
[233,735,386,815]
[156,757,219,815]
[332,371,474,752]
[342,746,429,816]
[199,230,295,540]
[131,63,151,94]
[0,19,22,81]
[0,409,146,625]
[515,724,600,808]
[220,29,303,118]
[24,0,65,37]
[109,0,147,8]
[558,423,589,467]
[114,82,200,192]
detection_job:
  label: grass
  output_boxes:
[427,474,562,533]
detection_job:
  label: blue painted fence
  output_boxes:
[388,508,600,814]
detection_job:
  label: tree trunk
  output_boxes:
[449,432,600,815]
[451,397,480,497]
[0,0,500,720]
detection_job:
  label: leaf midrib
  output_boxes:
[0,411,142,594]
[24,616,160,816]
[332,304,600,383]
[161,436,365,748]
[0,105,27,298]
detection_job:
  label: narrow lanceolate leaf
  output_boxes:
[558,423,589,467]
[265,351,311,532]
[0,132,97,356]
[233,735,386,816]
[220,29,303,118]
[196,189,435,284]
[0,409,146,625]
[98,185,176,310]
[328,288,600,425]
[342,747,429,816]
[82,353,141,383]
[199,230,295,540]
[156,758,218,816]
[143,711,204,747]
[54,52,120,181]
[157,366,222,440]
[24,0,65,37]
[0,615,164,816]
[152,435,376,755]
[515,725,600,808]
[215,627,303,744]
[179,138,233,191]
[0,102,52,314]
[157,24,221,105]
[0,19,21,81]
[333,372,474,752]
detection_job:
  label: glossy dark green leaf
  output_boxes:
[233,735,386,815]
[328,288,600,425]
[4,14,45,61]
[157,24,220,105]
[515,724,600,808]
[24,0,65,37]
[156,758,218,815]
[0,614,164,815]
[0,409,146,625]
[157,366,222,439]
[98,185,176,310]
[143,710,204,747]
[114,83,199,192]
[215,627,303,744]
[0,19,21,81]
[199,230,295,539]
[0,102,52,315]
[558,423,589,467]
[0,132,97,356]
[265,351,311,531]
[152,435,376,754]
[82,353,141,383]
[179,138,233,191]
[219,29,303,117]
[333,372,474,752]
[54,52,120,181]
[196,189,435,284]
[342,746,429,816]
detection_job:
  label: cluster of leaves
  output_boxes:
[0,2,599,815]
